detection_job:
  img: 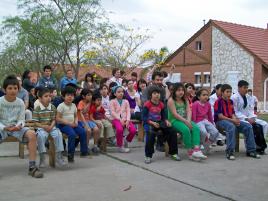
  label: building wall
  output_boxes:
[211,26,254,93]
[161,64,211,88]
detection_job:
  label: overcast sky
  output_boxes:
[0,0,267,52]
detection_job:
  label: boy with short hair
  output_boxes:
[89,93,115,139]
[143,85,180,164]
[0,75,43,178]
[37,65,58,89]
[214,84,260,160]
[232,80,267,154]
[56,86,88,162]
[32,87,66,168]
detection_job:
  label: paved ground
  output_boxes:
[1,139,268,201]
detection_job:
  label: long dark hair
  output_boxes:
[171,83,187,103]
[74,88,93,105]
[84,73,94,83]
[137,79,147,92]
[22,70,31,81]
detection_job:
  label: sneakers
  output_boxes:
[170,154,181,161]
[39,154,46,168]
[144,156,151,164]
[124,138,129,148]
[28,166,44,178]
[217,140,225,146]
[226,151,235,160]
[56,152,67,167]
[118,147,130,153]
[246,151,261,159]
[68,154,74,163]
[191,150,207,160]
[91,146,100,154]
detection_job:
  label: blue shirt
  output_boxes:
[60,76,77,90]
[37,76,57,89]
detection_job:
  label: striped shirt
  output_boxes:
[32,103,56,126]
[214,97,235,122]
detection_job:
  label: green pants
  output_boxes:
[171,120,200,149]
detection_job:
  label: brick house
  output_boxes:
[162,19,268,109]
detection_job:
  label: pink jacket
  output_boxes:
[192,101,213,123]
[110,99,131,121]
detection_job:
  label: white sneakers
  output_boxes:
[189,150,207,161]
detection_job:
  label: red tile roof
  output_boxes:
[212,20,268,65]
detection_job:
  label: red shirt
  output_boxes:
[89,104,105,120]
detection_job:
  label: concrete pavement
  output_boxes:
[0,140,268,201]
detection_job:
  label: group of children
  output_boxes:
[0,68,267,178]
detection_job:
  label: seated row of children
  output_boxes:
[1,72,267,178]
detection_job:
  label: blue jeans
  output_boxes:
[57,124,88,155]
[216,120,256,153]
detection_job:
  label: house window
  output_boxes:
[194,72,201,87]
[195,41,202,51]
[203,72,211,87]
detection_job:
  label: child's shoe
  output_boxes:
[246,151,261,159]
[92,145,100,154]
[39,153,46,168]
[56,152,67,167]
[68,154,75,163]
[192,149,207,160]
[170,154,181,161]
[226,151,235,160]
[124,138,129,148]
[118,147,130,153]
[28,166,44,178]
[144,156,152,164]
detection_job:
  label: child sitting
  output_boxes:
[89,93,115,139]
[0,75,43,178]
[33,87,66,168]
[56,86,88,162]
[214,84,260,160]
[143,85,180,164]
[192,89,223,153]
[77,89,100,154]
[110,86,137,153]
[167,83,207,161]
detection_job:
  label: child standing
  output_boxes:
[56,86,88,162]
[167,83,207,161]
[143,86,180,164]
[89,93,115,139]
[33,87,66,168]
[110,86,136,152]
[192,89,222,152]
[0,75,43,178]
[214,84,260,160]
[77,89,100,154]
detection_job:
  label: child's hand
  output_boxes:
[120,120,126,126]
[126,120,130,129]
[247,118,255,125]
[96,122,102,128]
[165,120,171,127]
[232,118,240,126]
[43,125,51,132]
[151,122,159,128]
[184,120,193,130]
[9,126,22,132]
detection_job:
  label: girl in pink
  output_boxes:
[192,89,221,151]
[110,86,136,153]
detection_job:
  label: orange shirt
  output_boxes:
[77,100,91,121]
